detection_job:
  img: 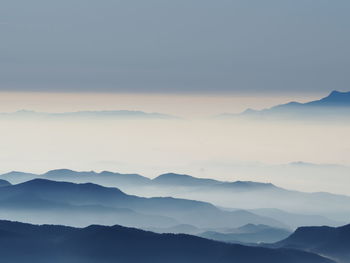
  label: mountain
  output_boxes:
[44,169,151,186]
[0,180,11,187]
[0,179,176,228]
[218,90,350,120]
[0,169,151,186]
[1,170,349,226]
[0,179,285,229]
[0,171,38,184]
[146,224,201,235]
[273,224,350,263]
[146,223,292,244]
[153,173,220,186]
[0,169,298,192]
[0,220,335,263]
[153,173,276,191]
[250,208,341,230]
[0,110,178,120]
[199,224,291,244]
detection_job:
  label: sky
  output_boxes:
[1,1,350,195]
[1,0,350,95]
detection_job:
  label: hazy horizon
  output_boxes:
[0,91,333,118]
[1,112,350,195]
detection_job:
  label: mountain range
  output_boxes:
[1,169,346,227]
[146,223,292,244]
[0,178,285,229]
[0,110,178,120]
[199,224,292,244]
[272,224,350,263]
[218,90,350,120]
[0,220,336,263]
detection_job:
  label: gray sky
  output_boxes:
[1,0,349,94]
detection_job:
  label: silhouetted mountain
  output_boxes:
[273,224,350,263]
[0,169,151,186]
[230,223,286,234]
[0,192,177,228]
[250,208,341,229]
[0,110,178,120]
[218,90,350,120]
[153,173,277,191]
[0,171,38,184]
[0,179,285,229]
[1,169,349,227]
[0,179,11,187]
[199,224,291,244]
[0,169,304,193]
[44,169,151,186]
[153,173,220,186]
[305,90,350,107]
[146,224,201,235]
[0,220,335,263]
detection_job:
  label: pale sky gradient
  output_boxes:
[1,1,349,195]
[1,0,349,95]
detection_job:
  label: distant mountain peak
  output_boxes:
[45,169,77,174]
[15,178,127,196]
[155,173,194,179]
[217,90,350,120]
[329,90,342,96]
[222,181,277,190]
[317,90,350,105]
[153,173,220,186]
[0,110,179,120]
[328,90,349,97]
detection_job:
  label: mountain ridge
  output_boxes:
[0,178,286,229]
[272,223,350,263]
[0,219,336,263]
[218,90,350,120]
[0,109,179,120]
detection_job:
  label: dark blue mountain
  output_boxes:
[1,170,349,229]
[273,224,350,263]
[0,179,11,187]
[0,169,283,192]
[219,90,350,120]
[0,220,335,263]
[0,179,285,229]
[305,90,350,107]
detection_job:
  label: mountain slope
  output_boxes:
[0,179,11,187]
[199,224,291,244]
[1,170,349,226]
[250,208,341,229]
[273,224,350,263]
[153,173,220,186]
[0,179,285,229]
[219,90,350,120]
[0,220,336,263]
